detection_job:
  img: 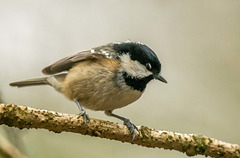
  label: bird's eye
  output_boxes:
[146,63,152,71]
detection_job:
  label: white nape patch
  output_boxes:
[119,53,152,78]
[101,51,109,56]
[100,50,111,58]
[90,49,95,53]
[125,40,144,45]
[114,40,144,45]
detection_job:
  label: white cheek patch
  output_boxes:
[119,53,152,78]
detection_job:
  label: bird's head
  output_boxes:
[113,41,167,91]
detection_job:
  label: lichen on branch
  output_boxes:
[0,103,239,158]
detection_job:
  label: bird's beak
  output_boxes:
[155,74,167,83]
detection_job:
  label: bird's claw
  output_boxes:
[79,111,89,124]
[123,119,138,140]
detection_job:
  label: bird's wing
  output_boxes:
[42,43,118,75]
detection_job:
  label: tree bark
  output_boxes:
[0,103,239,158]
[0,134,28,158]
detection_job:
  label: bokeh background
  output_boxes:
[0,0,240,157]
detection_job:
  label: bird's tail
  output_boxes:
[9,77,49,87]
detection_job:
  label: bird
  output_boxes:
[9,41,167,139]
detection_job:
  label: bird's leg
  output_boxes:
[73,99,89,124]
[105,110,138,140]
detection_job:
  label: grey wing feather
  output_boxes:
[42,51,99,75]
[42,44,117,75]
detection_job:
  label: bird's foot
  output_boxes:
[74,99,89,124]
[123,119,138,140]
[79,111,89,124]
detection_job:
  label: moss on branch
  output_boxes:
[0,103,239,158]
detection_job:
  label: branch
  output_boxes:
[0,103,239,158]
[0,134,28,158]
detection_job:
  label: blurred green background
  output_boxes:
[0,0,239,157]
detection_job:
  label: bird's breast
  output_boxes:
[62,58,143,111]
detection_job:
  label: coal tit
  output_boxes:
[10,41,167,139]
